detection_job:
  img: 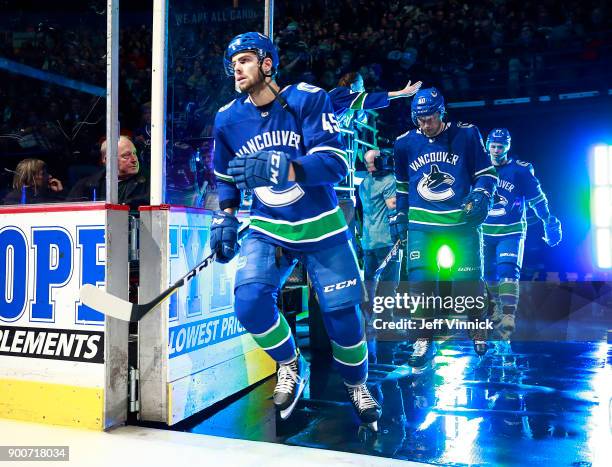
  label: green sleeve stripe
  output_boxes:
[474,166,498,178]
[307,146,350,169]
[350,92,368,110]
[396,181,409,193]
[214,170,234,183]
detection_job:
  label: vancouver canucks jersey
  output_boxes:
[213,82,350,252]
[394,122,498,231]
[482,159,546,238]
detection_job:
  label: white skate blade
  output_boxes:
[80,284,133,321]
[279,367,310,420]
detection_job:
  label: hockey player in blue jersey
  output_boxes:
[482,128,562,340]
[391,87,498,365]
[210,32,381,430]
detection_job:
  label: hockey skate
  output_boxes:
[408,338,437,368]
[345,382,382,432]
[494,313,516,341]
[473,339,488,356]
[469,327,489,357]
[273,352,309,420]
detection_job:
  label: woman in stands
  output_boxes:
[2,158,64,204]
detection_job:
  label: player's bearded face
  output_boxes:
[232,52,265,93]
[417,113,443,137]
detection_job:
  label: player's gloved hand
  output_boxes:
[210,211,240,263]
[227,150,291,189]
[388,211,409,243]
[543,215,562,246]
[462,190,492,227]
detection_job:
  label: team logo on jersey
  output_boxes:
[236,256,248,269]
[254,183,305,207]
[489,193,509,216]
[416,164,455,201]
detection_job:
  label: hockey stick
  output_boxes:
[371,239,404,297]
[80,225,249,322]
[373,239,403,282]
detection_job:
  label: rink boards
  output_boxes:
[138,206,275,425]
[0,203,129,429]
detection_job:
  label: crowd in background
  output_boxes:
[0,0,610,201]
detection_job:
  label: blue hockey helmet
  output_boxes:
[223,32,279,77]
[486,128,511,152]
[411,87,445,126]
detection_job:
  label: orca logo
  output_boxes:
[416,164,455,201]
[489,193,508,217]
[431,90,438,97]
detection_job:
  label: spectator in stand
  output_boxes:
[2,158,65,204]
[67,135,149,208]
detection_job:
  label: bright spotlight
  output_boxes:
[592,145,612,269]
[437,245,455,269]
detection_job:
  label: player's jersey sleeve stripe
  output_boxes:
[527,193,546,207]
[350,92,368,110]
[396,130,411,141]
[396,180,409,194]
[214,170,234,183]
[474,165,497,178]
[307,146,350,170]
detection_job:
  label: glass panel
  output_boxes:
[0,2,109,205]
[165,0,265,207]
